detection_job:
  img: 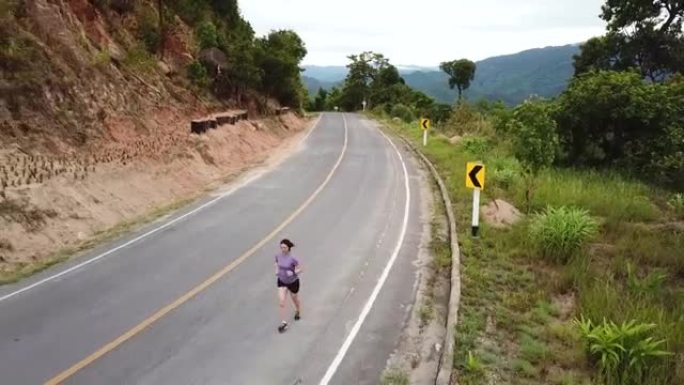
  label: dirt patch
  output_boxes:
[553,293,576,321]
[483,199,522,229]
[384,158,450,384]
[0,113,311,280]
[449,135,462,145]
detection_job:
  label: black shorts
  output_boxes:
[277,278,300,294]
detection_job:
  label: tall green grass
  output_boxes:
[529,206,599,264]
[526,170,660,223]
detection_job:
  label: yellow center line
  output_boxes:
[45,114,349,385]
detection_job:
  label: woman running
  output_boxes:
[275,239,302,333]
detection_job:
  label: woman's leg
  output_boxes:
[278,287,288,323]
[290,292,301,314]
[289,280,301,317]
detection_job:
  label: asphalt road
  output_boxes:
[0,113,425,385]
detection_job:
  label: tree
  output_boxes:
[574,0,684,81]
[439,59,476,100]
[254,30,307,108]
[326,87,342,110]
[196,21,219,49]
[312,88,328,111]
[211,0,239,21]
[340,51,389,110]
[556,70,663,165]
[506,98,560,211]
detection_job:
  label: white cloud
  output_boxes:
[240,0,606,65]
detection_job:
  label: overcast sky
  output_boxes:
[241,0,607,66]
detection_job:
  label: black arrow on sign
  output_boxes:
[421,120,429,129]
[468,165,483,188]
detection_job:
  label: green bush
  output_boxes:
[187,60,209,87]
[390,104,415,123]
[625,262,667,300]
[575,316,673,385]
[196,21,219,49]
[460,135,489,158]
[138,8,161,53]
[123,45,156,73]
[529,206,598,263]
[507,98,559,175]
[555,71,684,188]
[668,193,684,218]
[490,156,522,190]
[492,168,519,190]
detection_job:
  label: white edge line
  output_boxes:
[318,118,412,385]
[0,114,325,304]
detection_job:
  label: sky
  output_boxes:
[240,0,607,66]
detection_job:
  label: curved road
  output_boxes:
[0,113,426,385]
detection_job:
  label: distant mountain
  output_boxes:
[301,66,348,82]
[303,44,581,105]
[302,75,341,96]
[403,44,581,105]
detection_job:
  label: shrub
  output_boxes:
[196,21,219,49]
[529,206,598,263]
[390,104,415,123]
[575,316,673,385]
[460,135,489,158]
[187,60,209,87]
[668,193,684,218]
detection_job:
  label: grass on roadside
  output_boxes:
[374,113,683,385]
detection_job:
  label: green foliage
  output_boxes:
[255,29,307,107]
[390,104,414,123]
[308,88,328,111]
[575,316,673,385]
[625,262,668,300]
[92,49,111,68]
[187,60,209,87]
[460,136,489,158]
[446,102,492,135]
[138,6,161,53]
[170,0,211,25]
[123,45,156,73]
[574,0,684,81]
[428,103,452,123]
[339,51,388,110]
[520,334,549,364]
[440,59,477,100]
[529,206,598,264]
[196,21,219,49]
[529,169,658,223]
[465,351,485,374]
[325,87,342,110]
[513,358,539,378]
[668,193,684,218]
[490,156,523,193]
[379,105,683,385]
[210,0,239,20]
[556,70,684,188]
[507,98,559,175]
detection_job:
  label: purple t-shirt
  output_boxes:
[275,253,299,284]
